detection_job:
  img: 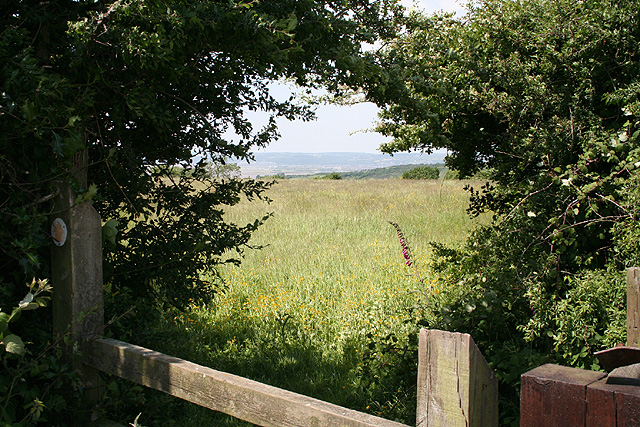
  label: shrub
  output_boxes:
[401,166,439,180]
[323,172,343,180]
[443,169,459,180]
[0,279,87,425]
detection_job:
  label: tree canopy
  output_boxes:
[1,2,403,421]
[366,0,640,421]
[401,165,439,180]
[1,0,403,305]
[370,0,640,286]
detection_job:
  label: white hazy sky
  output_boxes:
[259,0,466,153]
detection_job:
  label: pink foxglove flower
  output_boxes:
[389,221,413,267]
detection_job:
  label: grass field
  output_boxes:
[131,178,487,426]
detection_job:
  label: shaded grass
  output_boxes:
[116,179,486,426]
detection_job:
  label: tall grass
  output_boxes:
[128,179,486,426]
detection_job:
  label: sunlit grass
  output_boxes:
[137,178,487,426]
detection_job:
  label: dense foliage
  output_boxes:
[0,0,402,423]
[401,165,439,180]
[5,0,639,423]
[366,0,640,423]
[2,0,403,306]
[321,172,343,179]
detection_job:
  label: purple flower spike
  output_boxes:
[389,221,415,269]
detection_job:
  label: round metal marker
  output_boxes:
[51,218,68,247]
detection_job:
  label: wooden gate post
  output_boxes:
[416,329,498,427]
[628,267,640,347]
[51,177,104,401]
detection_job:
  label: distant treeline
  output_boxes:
[257,164,492,180]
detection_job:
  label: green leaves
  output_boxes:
[401,166,440,180]
[75,183,98,205]
[372,0,640,273]
[102,218,120,249]
[3,334,25,355]
[370,2,640,423]
[0,279,52,356]
[0,310,8,328]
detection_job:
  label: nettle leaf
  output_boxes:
[3,334,25,355]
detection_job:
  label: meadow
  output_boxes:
[130,178,487,426]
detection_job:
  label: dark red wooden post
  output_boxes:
[586,378,640,426]
[521,364,606,427]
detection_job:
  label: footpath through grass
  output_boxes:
[127,179,485,426]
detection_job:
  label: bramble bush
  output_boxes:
[364,0,640,423]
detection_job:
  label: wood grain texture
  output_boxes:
[586,379,617,427]
[520,364,606,427]
[85,338,409,427]
[51,182,103,341]
[416,329,498,427]
[51,181,104,401]
[614,383,640,426]
[587,377,640,426]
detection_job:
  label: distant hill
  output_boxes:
[240,151,446,177]
[284,164,447,180]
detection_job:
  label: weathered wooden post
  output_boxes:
[628,267,640,348]
[416,329,499,427]
[51,150,104,401]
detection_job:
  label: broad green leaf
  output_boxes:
[3,334,25,355]
[18,292,34,309]
[102,218,120,247]
[21,302,40,311]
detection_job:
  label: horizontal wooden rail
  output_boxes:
[84,338,409,427]
[52,183,498,426]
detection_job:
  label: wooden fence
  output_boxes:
[520,267,640,426]
[51,184,499,426]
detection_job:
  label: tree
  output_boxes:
[207,163,242,181]
[370,0,640,306]
[323,172,343,179]
[366,0,640,422]
[401,166,439,179]
[1,0,403,306]
[1,1,403,422]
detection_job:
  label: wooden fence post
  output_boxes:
[416,329,498,427]
[628,267,640,347]
[520,364,606,427]
[51,178,104,401]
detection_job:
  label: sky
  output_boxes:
[258,0,466,154]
